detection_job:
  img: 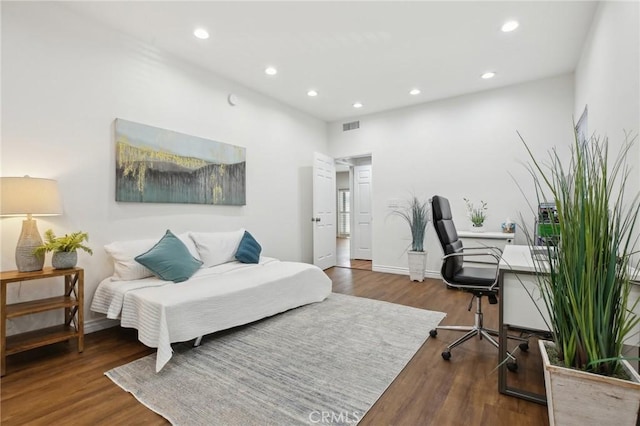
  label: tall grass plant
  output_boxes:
[392,196,429,252]
[521,130,640,376]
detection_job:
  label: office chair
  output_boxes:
[429,195,526,365]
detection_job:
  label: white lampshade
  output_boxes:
[1,176,63,272]
[1,176,63,216]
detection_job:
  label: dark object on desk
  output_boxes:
[429,195,527,364]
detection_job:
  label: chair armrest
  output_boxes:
[443,280,500,292]
[443,251,501,263]
[441,252,501,291]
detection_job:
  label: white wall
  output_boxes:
[0,2,328,333]
[574,1,640,198]
[328,74,575,276]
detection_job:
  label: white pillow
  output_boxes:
[189,229,245,268]
[104,232,201,281]
[177,233,201,260]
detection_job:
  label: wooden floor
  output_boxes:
[336,237,372,270]
[0,268,549,425]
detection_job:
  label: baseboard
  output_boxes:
[424,270,442,280]
[372,264,441,280]
[372,264,406,275]
[84,317,119,334]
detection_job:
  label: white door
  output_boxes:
[352,165,372,260]
[312,152,336,269]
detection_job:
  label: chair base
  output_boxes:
[429,294,520,366]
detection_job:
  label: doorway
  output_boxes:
[335,157,372,271]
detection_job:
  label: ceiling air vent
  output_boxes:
[342,121,360,131]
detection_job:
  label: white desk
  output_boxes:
[499,245,551,332]
[497,244,640,404]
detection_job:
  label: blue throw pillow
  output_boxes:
[235,231,261,264]
[135,230,203,283]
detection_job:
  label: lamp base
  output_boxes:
[15,219,44,272]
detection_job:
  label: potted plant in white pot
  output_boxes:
[521,130,640,425]
[392,196,430,282]
[34,229,93,269]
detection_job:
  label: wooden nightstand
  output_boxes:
[1,267,84,376]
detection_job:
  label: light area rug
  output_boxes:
[106,293,446,425]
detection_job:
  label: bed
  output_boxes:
[91,230,332,372]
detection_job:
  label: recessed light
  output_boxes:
[501,20,519,32]
[409,88,421,96]
[265,66,277,76]
[307,90,318,97]
[481,72,496,79]
[353,102,363,109]
[193,28,209,40]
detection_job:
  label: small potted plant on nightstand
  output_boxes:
[34,229,93,269]
[391,196,430,282]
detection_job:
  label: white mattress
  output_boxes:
[91,257,332,371]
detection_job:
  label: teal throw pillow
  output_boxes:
[235,231,261,264]
[135,230,203,283]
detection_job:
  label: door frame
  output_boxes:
[352,163,373,260]
[335,154,373,263]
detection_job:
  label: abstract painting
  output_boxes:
[115,119,246,205]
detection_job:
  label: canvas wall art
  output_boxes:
[115,119,246,205]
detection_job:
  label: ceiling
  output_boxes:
[63,1,598,123]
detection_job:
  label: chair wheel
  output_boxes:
[429,329,438,338]
[519,342,529,352]
[442,351,451,360]
[506,361,518,372]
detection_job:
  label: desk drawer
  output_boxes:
[501,270,550,331]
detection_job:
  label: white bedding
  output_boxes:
[91,257,332,371]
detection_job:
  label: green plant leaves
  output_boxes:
[33,229,93,257]
[464,198,487,226]
[521,130,640,376]
[391,196,429,252]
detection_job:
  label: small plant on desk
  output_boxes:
[464,198,488,227]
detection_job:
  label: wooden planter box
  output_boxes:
[539,340,640,426]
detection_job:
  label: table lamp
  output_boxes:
[1,176,63,272]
